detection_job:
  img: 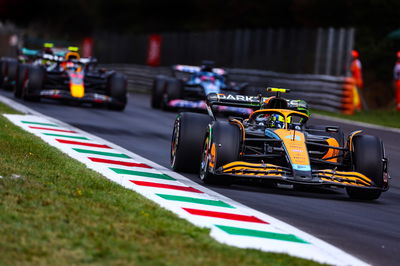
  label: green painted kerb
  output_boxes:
[72,148,130,158]
[44,133,89,140]
[156,194,234,208]
[21,121,59,127]
[215,225,309,244]
[109,168,175,180]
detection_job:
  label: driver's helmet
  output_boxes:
[200,60,214,72]
[268,113,285,128]
[200,65,212,72]
[42,43,54,55]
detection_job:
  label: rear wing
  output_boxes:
[206,93,263,109]
[205,88,300,119]
[172,64,227,76]
[205,93,262,120]
[206,88,290,109]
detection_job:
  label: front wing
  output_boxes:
[218,161,384,190]
[39,89,122,106]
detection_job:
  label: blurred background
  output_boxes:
[1,0,400,109]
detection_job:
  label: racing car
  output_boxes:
[17,46,127,111]
[170,88,389,200]
[151,61,250,115]
[0,43,55,92]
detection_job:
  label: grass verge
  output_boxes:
[0,102,322,266]
[312,109,400,129]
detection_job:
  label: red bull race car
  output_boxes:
[151,61,250,115]
[14,46,127,111]
[170,88,389,200]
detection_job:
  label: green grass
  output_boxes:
[0,102,323,266]
[312,109,400,129]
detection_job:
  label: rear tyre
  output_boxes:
[171,112,213,173]
[199,121,241,185]
[346,135,384,200]
[151,75,167,109]
[14,63,28,98]
[108,73,127,111]
[0,58,16,90]
[162,78,182,110]
[0,58,7,88]
[22,66,44,102]
[7,58,18,83]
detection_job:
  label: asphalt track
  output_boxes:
[1,90,399,266]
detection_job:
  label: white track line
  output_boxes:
[1,95,369,266]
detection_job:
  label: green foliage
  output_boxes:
[0,103,322,265]
[312,109,400,129]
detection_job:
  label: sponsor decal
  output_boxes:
[40,90,61,96]
[217,94,259,102]
[285,135,301,141]
[292,164,311,171]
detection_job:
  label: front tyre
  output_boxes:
[108,73,127,111]
[162,78,182,110]
[14,63,28,98]
[346,135,384,200]
[151,75,167,109]
[199,121,241,185]
[22,66,44,102]
[171,112,212,173]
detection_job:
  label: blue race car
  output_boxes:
[151,61,250,115]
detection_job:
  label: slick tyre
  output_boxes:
[0,58,8,88]
[23,66,44,102]
[7,58,18,83]
[346,135,384,200]
[199,121,241,185]
[14,63,28,98]
[151,75,167,109]
[162,78,182,110]
[1,58,18,90]
[171,112,213,173]
[108,73,127,111]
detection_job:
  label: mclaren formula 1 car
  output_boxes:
[17,47,127,110]
[170,88,389,200]
[151,61,250,115]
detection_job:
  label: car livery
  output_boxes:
[170,88,389,201]
[151,62,251,115]
[17,47,127,111]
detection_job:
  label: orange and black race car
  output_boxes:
[170,88,389,200]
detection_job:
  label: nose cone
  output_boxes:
[70,83,85,98]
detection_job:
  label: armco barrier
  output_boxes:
[104,64,354,114]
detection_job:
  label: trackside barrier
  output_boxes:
[342,77,356,115]
[103,64,354,114]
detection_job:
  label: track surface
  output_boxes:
[2,90,399,266]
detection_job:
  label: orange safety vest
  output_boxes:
[351,59,363,89]
[395,62,400,111]
[350,59,363,111]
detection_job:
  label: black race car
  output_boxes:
[17,47,127,111]
[0,43,50,92]
[170,88,389,200]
